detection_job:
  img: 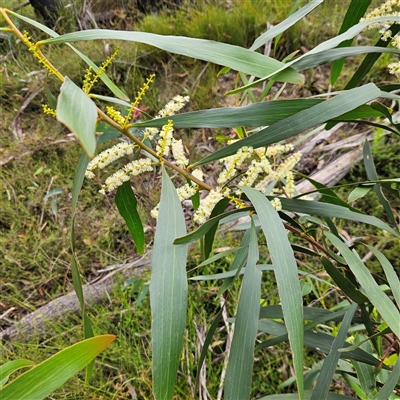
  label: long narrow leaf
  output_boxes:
[352,336,376,397]
[311,302,358,400]
[150,167,188,400]
[131,101,383,130]
[363,140,397,225]
[364,245,400,308]
[321,257,368,304]
[280,198,399,238]
[345,23,400,89]
[134,99,321,128]
[225,219,261,399]
[194,84,380,166]
[325,233,400,338]
[250,0,323,51]
[228,16,400,94]
[257,320,383,367]
[39,30,303,84]
[69,151,94,380]
[204,197,230,259]
[293,46,400,71]
[0,360,35,388]
[241,187,304,398]
[374,356,400,400]
[0,335,115,400]
[331,0,372,84]
[115,181,145,255]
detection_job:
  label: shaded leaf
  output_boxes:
[174,208,252,245]
[331,0,372,84]
[345,23,400,89]
[204,197,230,260]
[321,257,368,304]
[352,336,376,397]
[115,181,145,255]
[325,233,400,337]
[259,390,356,399]
[363,140,397,226]
[257,320,384,367]
[279,198,399,238]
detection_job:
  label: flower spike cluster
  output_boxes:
[85,142,137,179]
[86,93,191,200]
[84,80,301,225]
[142,95,190,141]
[82,48,119,94]
[99,158,153,194]
[123,74,155,127]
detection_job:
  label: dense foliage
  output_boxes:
[1,1,399,399]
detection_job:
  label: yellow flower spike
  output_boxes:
[82,48,119,94]
[106,106,125,125]
[123,73,156,127]
[82,68,94,94]
[23,30,59,77]
[42,104,57,118]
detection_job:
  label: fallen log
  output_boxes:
[0,255,151,342]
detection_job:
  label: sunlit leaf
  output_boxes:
[57,77,97,157]
[0,336,115,400]
[39,30,303,84]
[311,302,358,400]
[364,245,400,308]
[241,187,304,398]
[250,0,323,51]
[194,84,380,166]
[150,167,188,399]
[225,219,261,399]
[0,360,35,388]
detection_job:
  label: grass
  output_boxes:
[1,0,399,398]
